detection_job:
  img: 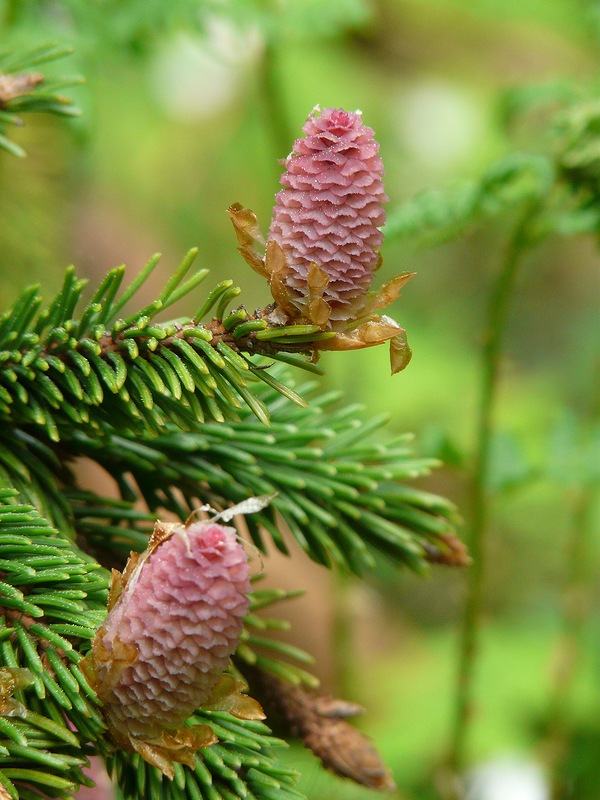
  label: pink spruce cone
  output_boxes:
[268,106,389,324]
[94,522,250,740]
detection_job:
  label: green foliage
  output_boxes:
[385,86,600,249]
[546,413,600,488]
[0,489,107,799]
[0,252,323,443]
[0,0,370,64]
[225,0,372,42]
[239,588,318,688]
[109,714,306,800]
[384,152,555,245]
[0,252,460,797]
[0,2,209,54]
[553,722,600,800]
[0,43,80,157]
[66,374,459,576]
[5,9,598,798]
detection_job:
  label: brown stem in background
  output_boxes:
[246,665,396,791]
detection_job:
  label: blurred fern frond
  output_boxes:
[384,152,555,245]
[386,90,600,246]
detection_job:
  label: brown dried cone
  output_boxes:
[247,667,396,791]
[423,532,472,567]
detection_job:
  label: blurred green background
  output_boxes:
[1,1,599,798]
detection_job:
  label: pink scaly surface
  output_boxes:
[97,522,250,739]
[268,107,388,323]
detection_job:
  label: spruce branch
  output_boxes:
[0,488,308,800]
[0,489,108,800]
[67,368,464,576]
[107,714,307,800]
[0,93,471,799]
[0,427,73,533]
[237,587,319,689]
[0,253,349,442]
[0,44,81,157]
[237,588,398,790]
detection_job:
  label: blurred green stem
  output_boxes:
[546,367,599,798]
[448,203,539,780]
[547,484,598,794]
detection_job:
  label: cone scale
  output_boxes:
[88,519,261,776]
[268,107,389,325]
